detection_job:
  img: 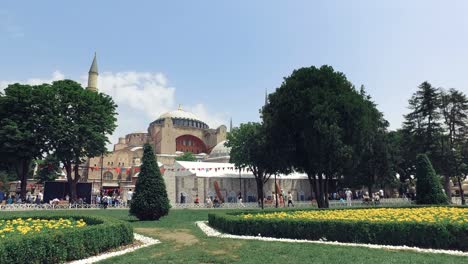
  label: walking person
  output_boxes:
[35,195,41,205]
[287,191,294,207]
[205,197,212,208]
[102,194,109,209]
[238,192,245,207]
[127,189,133,206]
[345,189,353,206]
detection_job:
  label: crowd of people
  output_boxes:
[0,190,44,205]
[183,189,296,208]
[0,188,135,208]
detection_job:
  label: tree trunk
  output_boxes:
[308,174,322,208]
[457,176,465,205]
[317,174,326,208]
[274,174,278,208]
[314,177,321,207]
[256,179,264,210]
[444,175,452,200]
[69,164,81,202]
[14,158,31,200]
[64,163,75,202]
[69,179,77,203]
[324,175,329,208]
[309,177,315,203]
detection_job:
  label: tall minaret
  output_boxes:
[229,117,233,132]
[86,53,98,92]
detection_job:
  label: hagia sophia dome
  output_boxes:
[151,107,209,129]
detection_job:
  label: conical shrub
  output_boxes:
[415,154,449,205]
[130,144,170,220]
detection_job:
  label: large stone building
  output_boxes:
[81,54,311,204]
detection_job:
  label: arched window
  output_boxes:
[103,172,113,181]
[227,191,236,203]
[247,192,256,203]
[299,191,305,201]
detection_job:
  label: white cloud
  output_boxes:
[89,71,176,120]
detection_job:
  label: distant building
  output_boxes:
[80,55,310,204]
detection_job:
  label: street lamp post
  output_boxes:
[100,153,104,197]
[239,167,242,201]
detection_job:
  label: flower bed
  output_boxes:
[0,212,133,264]
[0,217,87,238]
[208,206,468,251]
[242,207,467,224]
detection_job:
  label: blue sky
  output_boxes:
[1,1,468,145]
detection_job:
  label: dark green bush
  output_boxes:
[0,212,133,264]
[415,154,449,205]
[130,144,170,220]
[208,207,468,251]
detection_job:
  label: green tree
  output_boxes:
[130,144,170,220]
[386,130,417,194]
[263,66,383,208]
[415,154,448,204]
[0,171,11,193]
[440,88,468,203]
[226,122,284,209]
[45,80,117,202]
[175,152,196,161]
[345,87,394,195]
[402,82,444,189]
[35,154,61,183]
[0,84,48,199]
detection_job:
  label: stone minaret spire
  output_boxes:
[86,53,99,92]
[229,117,232,132]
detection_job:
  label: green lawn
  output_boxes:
[4,209,466,263]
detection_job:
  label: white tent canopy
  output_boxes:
[172,161,308,179]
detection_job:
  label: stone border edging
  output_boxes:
[196,221,468,257]
[67,233,160,264]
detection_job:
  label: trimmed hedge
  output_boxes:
[0,212,133,264]
[415,154,449,205]
[208,206,468,251]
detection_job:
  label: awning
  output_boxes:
[171,161,309,179]
[102,182,119,187]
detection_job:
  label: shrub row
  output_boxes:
[208,207,468,251]
[0,212,133,264]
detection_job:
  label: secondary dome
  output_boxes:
[205,140,231,162]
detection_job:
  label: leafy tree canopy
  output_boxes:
[262,65,387,207]
[226,122,285,209]
[35,154,61,183]
[0,83,50,198]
